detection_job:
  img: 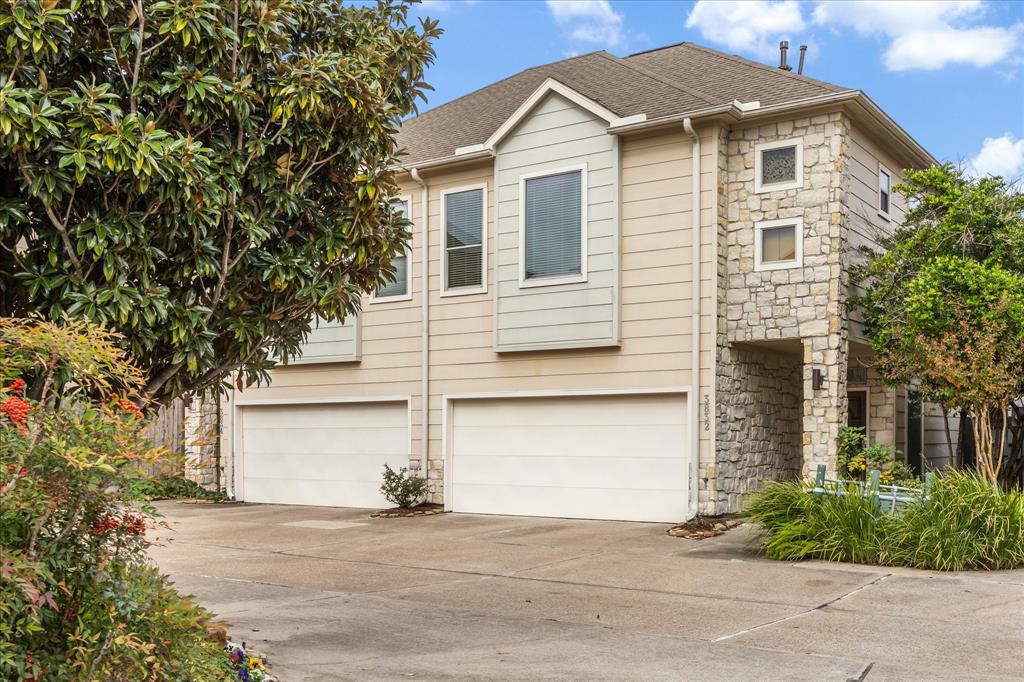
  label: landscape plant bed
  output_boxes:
[372,502,445,518]
[744,469,1024,571]
[668,515,743,539]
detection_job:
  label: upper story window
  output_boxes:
[372,198,412,302]
[519,165,587,288]
[754,138,804,193]
[442,184,487,295]
[754,217,803,271]
[878,165,892,219]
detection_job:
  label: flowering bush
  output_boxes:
[0,319,232,680]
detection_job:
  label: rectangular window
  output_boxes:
[521,168,585,285]
[754,217,803,271]
[442,186,486,294]
[879,167,891,217]
[374,198,411,301]
[754,138,804,193]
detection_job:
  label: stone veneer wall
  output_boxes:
[183,393,222,491]
[709,345,802,511]
[710,111,851,513]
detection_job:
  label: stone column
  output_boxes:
[184,392,222,491]
[802,331,848,476]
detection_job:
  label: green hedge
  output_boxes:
[744,469,1024,570]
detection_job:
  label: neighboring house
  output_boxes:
[207,42,958,522]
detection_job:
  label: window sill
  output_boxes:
[753,180,803,194]
[518,273,587,289]
[369,293,413,304]
[440,286,487,298]
[878,211,892,222]
[754,260,802,272]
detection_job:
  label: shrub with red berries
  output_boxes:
[1,319,231,679]
[1,394,31,432]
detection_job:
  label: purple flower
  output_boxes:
[237,668,249,682]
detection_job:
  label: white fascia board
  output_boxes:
[484,77,634,150]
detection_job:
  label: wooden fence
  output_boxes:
[141,398,187,477]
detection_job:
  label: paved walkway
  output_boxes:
[148,502,1024,681]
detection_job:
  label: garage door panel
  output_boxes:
[243,403,405,429]
[452,454,688,490]
[452,483,686,523]
[454,396,684,427]
[450,394,689,523]
[241,452,396,482]
[453,424,686,458]
[243,477,388,508]
[242,427,406,457]
[239,401,407,508]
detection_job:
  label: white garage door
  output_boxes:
[450,394,689,523]
[238,401,408,508]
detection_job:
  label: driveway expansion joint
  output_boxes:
[712,573,892,642]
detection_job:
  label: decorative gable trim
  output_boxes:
[484,78,644,151]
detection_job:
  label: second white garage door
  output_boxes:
[238,401,408,508]
[449,393,689,523]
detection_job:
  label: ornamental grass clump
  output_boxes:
[882,469,1024,571]
[743,481,891,564]
[743,470,1024,571]
[0,319,233,681]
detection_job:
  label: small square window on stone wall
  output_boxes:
[754,138,804,193]
[762,147,796,185]
[754,217,804,271]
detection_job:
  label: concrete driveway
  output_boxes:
[148,502,1024,681]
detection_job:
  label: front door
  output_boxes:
[848,390,868,437]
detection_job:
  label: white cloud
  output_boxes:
[970,134,1024,179]
[418,0,477,12]
[812,1,1022,71]
[886,26,1022,71]
[684,1,806,57]
[546,0,625,48]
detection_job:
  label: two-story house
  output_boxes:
[210,42,957,522]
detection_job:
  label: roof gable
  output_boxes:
[484,78,645,151]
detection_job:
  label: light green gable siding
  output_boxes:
[287,315,360,364]
[494,92,619,352]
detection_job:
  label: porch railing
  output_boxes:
[810,464,935,514]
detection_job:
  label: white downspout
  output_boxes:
[410,168,429,478]
[683,118,701,520]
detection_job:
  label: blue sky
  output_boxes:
[409,0,1024,178]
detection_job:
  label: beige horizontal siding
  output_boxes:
[230,110,716,493]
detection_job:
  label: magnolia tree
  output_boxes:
[854,165,1024,485]
[0,0,440,403]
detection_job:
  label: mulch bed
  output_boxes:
[371,502,445,518]
[667,515,743,540]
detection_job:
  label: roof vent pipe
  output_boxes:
[797,45,807,75]
[778,41,792,71]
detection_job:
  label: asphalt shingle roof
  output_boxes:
[395,42,854,167]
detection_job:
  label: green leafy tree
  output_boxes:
[0,0,440,402]
[853,165,1024,484]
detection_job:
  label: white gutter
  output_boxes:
[608,90,935,168]
[683,117,701,520]
[410,168,430,477]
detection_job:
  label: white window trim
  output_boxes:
[370,193,413,304]
[878,163,893,221]
[517,163,588,289]
[754,217,804,272]
[754,137,804,193]
[440,182,488,297]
